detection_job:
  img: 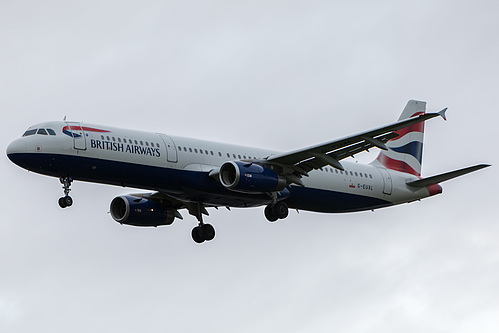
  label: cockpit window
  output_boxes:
[23,129,37,136]
[22,128,57,137]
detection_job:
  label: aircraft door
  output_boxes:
[377,167,392,195]
[65,122,87,150]
[158,134,178,163]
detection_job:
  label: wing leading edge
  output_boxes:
[264,109,447,178]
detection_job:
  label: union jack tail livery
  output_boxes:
[373,100,427,176]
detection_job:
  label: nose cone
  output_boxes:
[6,138,27,165]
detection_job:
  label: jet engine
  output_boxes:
[219,161,286,193]
[110,196,175,227]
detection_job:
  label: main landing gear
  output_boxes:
[264,201,289,222]
[191,223,216,244]
[189,203,216,244]
[58,176,73,208]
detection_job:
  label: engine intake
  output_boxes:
[110,196,175,227]
[219,161,286,193]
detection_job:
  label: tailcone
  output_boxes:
[427,183,443,196]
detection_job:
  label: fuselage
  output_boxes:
[6,121,438,213]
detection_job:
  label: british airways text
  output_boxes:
[90,139,161,157]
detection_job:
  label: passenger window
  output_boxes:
[355,172,358,177]
[369,174,373,179]
[47,128,56,136]
[101,135,105,140]
[107,136,110,141]
[156,143,160,148]
[134,140,138,145]
[200,149,203,154]
[360,173,363,178]
[112,137,116,141]
[227,153,230,158]
[140,141,143,145]
[218,152,222,157]
[37,128,48,135]
[194,149,198,153]
[118,138,122,143]
[146,142,149,146]
[189,148,192,152]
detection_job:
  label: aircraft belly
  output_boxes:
[10,152,394,212]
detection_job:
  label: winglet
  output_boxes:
[438,108,447,121]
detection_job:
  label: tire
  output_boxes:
[274,202,289,219]
[63,196,73,207]
[191,227,205,243]
[201,224,216,241]
[58,197,67,208]
[264,205,278,222]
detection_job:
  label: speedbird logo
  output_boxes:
[62,126,110,138]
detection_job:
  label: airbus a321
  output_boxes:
[6,100,490,243]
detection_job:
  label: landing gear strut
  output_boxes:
[264,201,289,222]
[189,203,216,243]
[58,176,73,208]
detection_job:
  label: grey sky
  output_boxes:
[1,1,498,332]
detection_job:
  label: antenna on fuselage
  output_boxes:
[63,116,67,121]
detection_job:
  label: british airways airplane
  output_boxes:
[6,100,490,243]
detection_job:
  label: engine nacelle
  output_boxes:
[110,196,175,227]
[219,161,286,193]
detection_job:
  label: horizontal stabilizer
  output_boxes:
[406,164,490,187]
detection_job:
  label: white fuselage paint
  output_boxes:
[7,121,435,212]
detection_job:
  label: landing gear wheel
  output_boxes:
[264,205,279,222]
[58,196,73,208]
[192,226,205,243]
[274,202,289,219]
[264,202,289,222]
[201,224,216,241]
[191,224,216,243]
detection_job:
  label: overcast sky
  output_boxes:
[1,1,498,332]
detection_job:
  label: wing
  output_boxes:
[264,110,447,179]
[130,191,224,222]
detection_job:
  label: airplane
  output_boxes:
[6,100,490,243]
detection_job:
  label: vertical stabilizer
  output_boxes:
[372,100,426,176]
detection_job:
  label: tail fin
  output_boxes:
[373,100,426,176]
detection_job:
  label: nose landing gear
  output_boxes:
[58,176,73,208]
